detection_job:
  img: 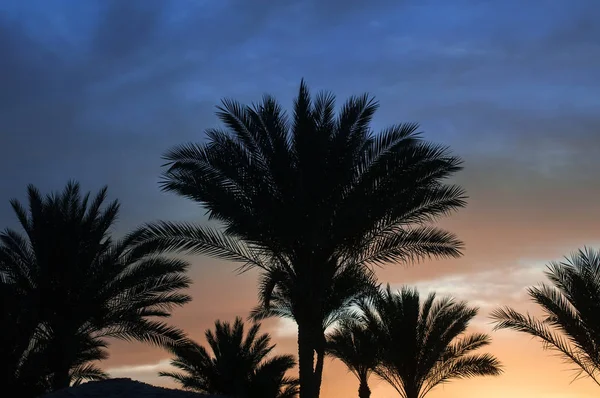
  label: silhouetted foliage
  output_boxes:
[359,285,502,398]
[0,182,192,395]
[326,319,379,398]
[161,317,298,398]
[492,247,600,386]
[249,262,379,396]
[0,279,52,396]
[131,80,467,398]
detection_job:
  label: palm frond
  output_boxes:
[491,307,600,385]
[356,226,463,267]
[491,248,600,387]
[422,353,502,397]
[128,221,267,271]
[70,363,108,386]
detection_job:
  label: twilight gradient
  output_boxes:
[1,1,599,397]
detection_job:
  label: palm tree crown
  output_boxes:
[326,319,379,398]
[491,247,600,386]
[132,80,467,398]
[359,285,502,398]
[0,182,192,395]
[161,317,299,398]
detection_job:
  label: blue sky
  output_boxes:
[2,1,598,231]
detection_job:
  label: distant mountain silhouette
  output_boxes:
[40,378,223,398]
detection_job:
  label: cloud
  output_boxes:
[273,318,298,339]
[106,359,173,377]
[105,359,175,386]
[400,261,548,310]
[273,262,550,337]
[91,0,166,62]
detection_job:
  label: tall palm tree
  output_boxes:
[359,285,502,398]
[0,182,192,394]
[131,80,467,398]
[491,247,600,386]
[325,319,379,398]
[161,317,299,398]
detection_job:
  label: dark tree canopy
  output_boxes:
[0,182,192,396]
[326,319,379,398]
[161,317,299,398]
[360,285,502,398]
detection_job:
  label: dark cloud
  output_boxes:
[92,0,166,61]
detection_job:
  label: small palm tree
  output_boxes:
[131,80,467,398]
[326,319,379,398]
[491,247,600,386]
[360,285,502,398]
[0,182,192,394]
[161,317,299,398]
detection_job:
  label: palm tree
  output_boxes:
[161,317,299,398]
[359,285,502,398]
[0,182,192,394]
[325,319,379,398]
[131,80,467,398]
[491,247,600,386]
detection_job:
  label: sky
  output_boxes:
[1,0,600,397]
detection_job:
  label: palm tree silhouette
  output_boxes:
[325,319,379,398]
[0,182,192,394]
[132,80,467,398]
[491,247,600,386]
[360,285,502,398]
[161,317,299,398]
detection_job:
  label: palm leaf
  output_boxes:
[491,248,600,386]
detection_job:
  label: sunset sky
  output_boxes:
[2,0,600,397]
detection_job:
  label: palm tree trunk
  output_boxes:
[49,331,72,391]
[313,346,324,397]
[298,322,315,398]
[358,378,371,398]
